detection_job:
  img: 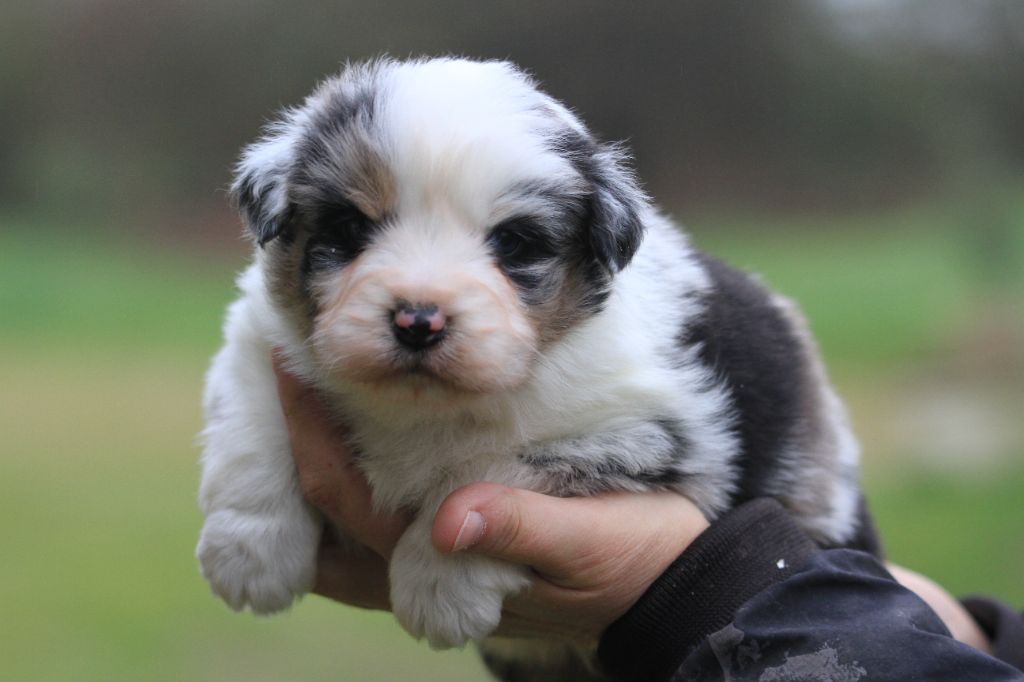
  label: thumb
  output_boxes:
[431,483,624,581]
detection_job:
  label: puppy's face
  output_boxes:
[233,59,646,397]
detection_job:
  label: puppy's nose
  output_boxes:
[392,303,447,350]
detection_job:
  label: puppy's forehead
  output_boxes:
[299,60,586,225]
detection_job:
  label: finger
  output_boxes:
[271,354,408,557]
[432,483,705,583]
[312,543,392,611]
[432,483,579,578]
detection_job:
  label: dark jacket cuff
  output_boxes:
[597,498,819,682]
[962,596,1024,672]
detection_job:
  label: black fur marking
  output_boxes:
[586,173,643,272]
[290,85,386,213]
[305,86,378,155]
[683,255,806,504]
[491,136,626,316]
[487,216,562,296]
[653,416,691,458]
[571,256,614,314]
[486,180,611,316]
[505,265,550,295]
[234,172,294,247]
[519,418,691,495]
[297,199,383,304]
[523,451,687,495]
[550,129,645,274]
[489,217,557,266]
[303,200,376,268]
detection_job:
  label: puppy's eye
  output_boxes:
[305,203,373,270]
[488,219,551,267]
[493,228,526,259]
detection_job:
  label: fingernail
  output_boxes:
[452,511,486,552]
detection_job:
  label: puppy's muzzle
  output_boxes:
[392,303,447,351]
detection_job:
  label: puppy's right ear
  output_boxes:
[230,127,297,247]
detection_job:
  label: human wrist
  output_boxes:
[597,498,819,681]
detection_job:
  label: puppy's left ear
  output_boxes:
[230,126,297,247]
[586,144,647,272]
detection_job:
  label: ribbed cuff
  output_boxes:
[597,498,819,682]
[962,596,1024,672]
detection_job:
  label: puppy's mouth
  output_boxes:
[353,344,524,398]
[336,342,471,393]
[390,356,446,383]
[387,347,484,393]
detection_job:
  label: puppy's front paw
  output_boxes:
[196,509,319,614]
[390,548,530,649]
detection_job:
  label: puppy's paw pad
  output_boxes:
[196,510,316,614]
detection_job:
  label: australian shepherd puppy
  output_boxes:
[197,57,874,680]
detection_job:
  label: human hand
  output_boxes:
[431,484,708,642]
[272,358,708,644]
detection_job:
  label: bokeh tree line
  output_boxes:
[1,0,1022,231]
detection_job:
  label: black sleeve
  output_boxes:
[597,499,1024,682]
[962,596,1024,672]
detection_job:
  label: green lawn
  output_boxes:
[1,208,1021,681]
[870,469,1024,602]
[689,201,1024,369]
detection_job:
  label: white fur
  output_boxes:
[197,282,320,613]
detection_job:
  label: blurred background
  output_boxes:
[2,1,1022,679]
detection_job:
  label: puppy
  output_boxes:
[197,57,876,680]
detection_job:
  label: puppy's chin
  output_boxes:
[350,371,489,406]
[313,366,517,423]
[314,343,536,410]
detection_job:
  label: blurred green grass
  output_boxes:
[689,200,1024,368]
[1,203,1022,680]
[0,225,233,356]
[870,469,1024,602]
